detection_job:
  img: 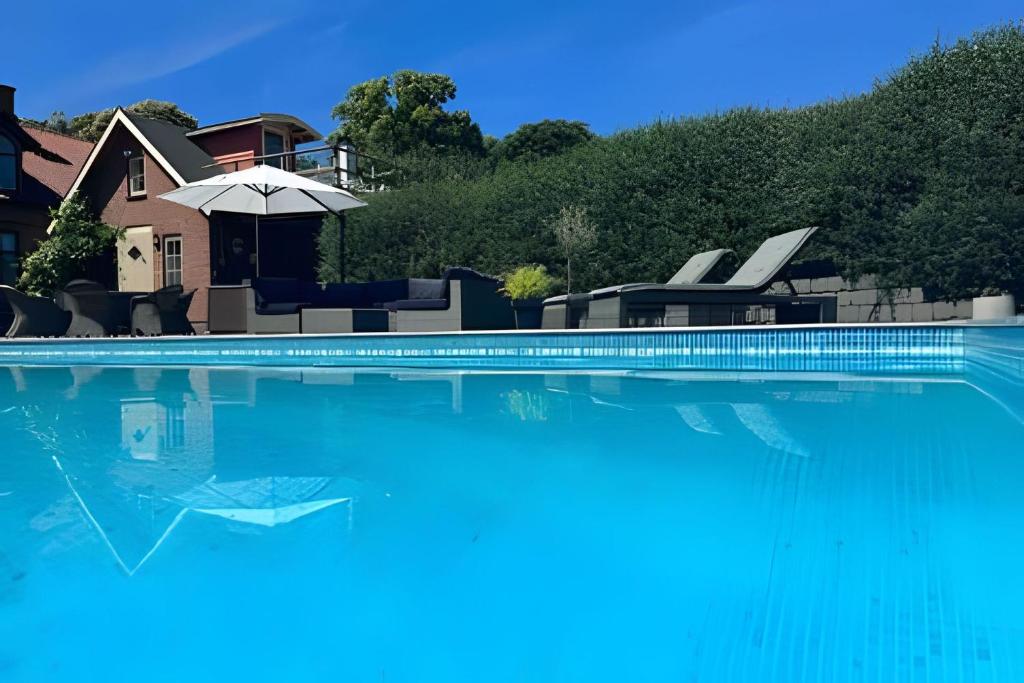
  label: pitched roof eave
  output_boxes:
[186,113,323,142]
[51,108,189,232]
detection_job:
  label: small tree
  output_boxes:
[550,204,597,294]
[18,193,123,295]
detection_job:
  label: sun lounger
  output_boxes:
[583,227,836,327]
[541,247,736,329]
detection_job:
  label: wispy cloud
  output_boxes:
[320,21,349,38]
[63,19,283,96]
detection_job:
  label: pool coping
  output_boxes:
[0,323,979,375]
[0,318,1017,346]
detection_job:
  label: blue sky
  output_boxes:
[7,1,1023,139]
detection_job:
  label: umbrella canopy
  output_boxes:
[157,164,367,216]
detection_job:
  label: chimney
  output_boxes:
[0,85,14,115]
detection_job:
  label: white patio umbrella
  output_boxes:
[158,164,367,277]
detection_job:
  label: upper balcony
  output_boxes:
[188,114,323,176]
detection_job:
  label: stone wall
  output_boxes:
[769,276,974,323]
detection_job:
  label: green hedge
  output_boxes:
[345,25,1024,301]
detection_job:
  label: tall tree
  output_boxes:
[328,71,485,158]
[69,100,199,142]
[490,120,595,163]
[341,23,1024,301]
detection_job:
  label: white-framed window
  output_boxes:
[164,236,182,286]
[128,155,146,196]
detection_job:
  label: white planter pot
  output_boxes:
[972,293,1016,320]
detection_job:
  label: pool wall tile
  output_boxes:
[964,325,1024,381]
[963,325,1024,415]
[0,325,967,374]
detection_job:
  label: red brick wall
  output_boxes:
[77,122,216,324]
[190,124,261,171]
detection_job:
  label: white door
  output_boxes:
[118,226,154,292]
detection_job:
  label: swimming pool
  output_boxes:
[1,324,1022,681]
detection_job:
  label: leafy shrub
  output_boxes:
[18,194,123,295]
[501,265,555,300]
[344,24,1024,301]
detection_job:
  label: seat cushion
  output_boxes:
[253,277,300,304]
[364,279,411,306]
[408,278,444,299]
[318,283,369,308]
[442,266,496,283]
[384,298,448,311]
[257,302,305,315]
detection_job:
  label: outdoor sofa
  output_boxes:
[388,267,514,332]
[207,267,514,335]
[581,226,836,328]
[208,277,409,335]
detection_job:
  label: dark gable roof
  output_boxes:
[123,112,222,182]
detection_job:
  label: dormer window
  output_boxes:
[0,133,17,191]
[128,155,146,196]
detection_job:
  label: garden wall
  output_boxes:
[769,277,973,323]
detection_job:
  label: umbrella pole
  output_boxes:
[338,211,346,283]
[255,214,260,278]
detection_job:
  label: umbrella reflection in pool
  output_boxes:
[172,476,356,528]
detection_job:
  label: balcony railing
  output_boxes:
[204,144,400,193]
[256,145,393,193]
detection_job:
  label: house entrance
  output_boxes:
[117,226,154,292]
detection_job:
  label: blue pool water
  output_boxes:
[1,365,1023,681]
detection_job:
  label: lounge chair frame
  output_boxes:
[584,227,834,328]
[542,247,737,329]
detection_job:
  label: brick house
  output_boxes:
[0,84,93,287]
[66,108,324,328]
